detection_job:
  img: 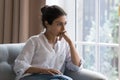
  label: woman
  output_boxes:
[14,5,82,80]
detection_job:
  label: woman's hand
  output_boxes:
[25,67,62,75]
[42,69,62,75]
[58,31,71,44]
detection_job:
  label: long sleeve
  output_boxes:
[14,39,35,77]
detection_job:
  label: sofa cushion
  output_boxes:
[0,62,15,80]
[0,43,25,80]
[0,45,8,62]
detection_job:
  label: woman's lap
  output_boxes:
[20,74,72,80]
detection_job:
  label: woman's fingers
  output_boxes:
[58,31,67,40]
[58,31,72,44]
[47,70,55,75]
[48,69,62,75]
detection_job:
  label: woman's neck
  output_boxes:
[44,31,57,44]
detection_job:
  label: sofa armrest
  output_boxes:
[64,68,107,80]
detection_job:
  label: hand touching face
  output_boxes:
[58,31,71,43]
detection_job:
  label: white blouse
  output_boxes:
[14,32,80,80]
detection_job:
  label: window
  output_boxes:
[46,0,120,80]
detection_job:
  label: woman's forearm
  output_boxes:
[68,40,81,66]
[24,67,62,75]
[24,67,46,74]
[62,32,81,66]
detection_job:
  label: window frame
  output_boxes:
[46,0,120,79]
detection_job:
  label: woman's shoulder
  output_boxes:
[24,33,44,46]
[29,32,44,40]
[25,32,44,44]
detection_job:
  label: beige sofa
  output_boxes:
[0,43,107,80]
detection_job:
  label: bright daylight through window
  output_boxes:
[46,0,120,80]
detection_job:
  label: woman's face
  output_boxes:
[46,15,67,36]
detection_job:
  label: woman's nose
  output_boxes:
[61,25,65,31]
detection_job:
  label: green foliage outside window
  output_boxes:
[84,4,119,80]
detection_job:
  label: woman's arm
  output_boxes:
[62,32,81,66]
[25,67,62,75]
[67,40,81,66]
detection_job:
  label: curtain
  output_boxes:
[0,0,45,43]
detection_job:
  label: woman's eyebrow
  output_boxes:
[54,21,61,23]
[54,21,67,23]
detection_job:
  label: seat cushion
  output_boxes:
[0,43,25,80]
[0,45,8,62]
[0,62,15,80]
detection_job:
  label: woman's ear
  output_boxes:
[45,21,49,26]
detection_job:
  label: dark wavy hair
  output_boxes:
[41,5,67,28]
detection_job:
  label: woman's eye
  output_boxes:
[56,22,67,27]
[57,23,62,26]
